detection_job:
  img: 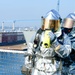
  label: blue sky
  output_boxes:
[0,0,75,28]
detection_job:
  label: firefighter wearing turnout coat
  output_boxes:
[25,9,71,75]
[62,12,75,75]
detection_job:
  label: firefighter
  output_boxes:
[62,12,75,75]
[25,9,71,75]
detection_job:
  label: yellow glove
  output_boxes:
[42,30,51,48]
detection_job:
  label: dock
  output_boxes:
[0,43,27,51]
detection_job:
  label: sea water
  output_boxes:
[0,52,25,75]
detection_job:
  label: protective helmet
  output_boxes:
[42,9,62,32]
[66,13,75,20]
[45,9,61,20]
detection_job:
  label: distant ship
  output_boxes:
[0,22,27,50]
[0,21,36,51]
[0,31,26,46]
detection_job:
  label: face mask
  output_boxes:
[62,27,72,34]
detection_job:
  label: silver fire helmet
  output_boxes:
[45,9,61,20]
[66,13,75,20]
[42,9,62,32]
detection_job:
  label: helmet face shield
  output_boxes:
[63,18,74,28]
[42,18,60,32]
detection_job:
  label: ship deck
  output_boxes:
[0,43,27,51]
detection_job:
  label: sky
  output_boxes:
[0,0,75,28]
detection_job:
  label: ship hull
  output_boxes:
[0,32,26,46]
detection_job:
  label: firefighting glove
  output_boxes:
[49,31,56,44]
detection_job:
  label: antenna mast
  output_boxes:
[57,0,60,13]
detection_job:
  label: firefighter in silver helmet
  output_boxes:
[62,12,75,50]
[25,9,71,75]
[62,12,75,75]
